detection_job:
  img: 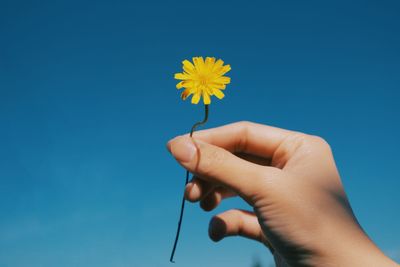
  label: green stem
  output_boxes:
[170,104,209,263]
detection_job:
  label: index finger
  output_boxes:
[187,121,295,159]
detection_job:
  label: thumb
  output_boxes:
[167,136,278,202]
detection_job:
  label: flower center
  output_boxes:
[198,75,209,86]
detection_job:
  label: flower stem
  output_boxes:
[170,104,209,263]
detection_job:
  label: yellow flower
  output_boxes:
[174,57,231,105]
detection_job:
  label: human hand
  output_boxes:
[167,122,397,267]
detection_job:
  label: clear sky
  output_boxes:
[0,0,399,266]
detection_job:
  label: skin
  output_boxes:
[167,121,398,267]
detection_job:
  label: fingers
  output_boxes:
[185,121,294,159]
[186,176,236,210]
[208,209,267,245]
[200,190,222,211]
[184,177,213,202]
[168,136,280,202]
[200,186,236,211]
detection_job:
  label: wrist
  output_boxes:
[313,221,398,267]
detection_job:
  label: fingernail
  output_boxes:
[209,217,225,242]
[167,137,196,163]
[184,183,194,200]
[185,182,201,202]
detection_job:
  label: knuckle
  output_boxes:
[290,132,309,145]
[286,133,330,151]
[308,135,332,151]
[234,120,253,130]
[272,133,315,166]
[237,120,252,126]
[284,132,307,144]
[231,121,253,152]
[280,132,309,153]
[223,209,237,218]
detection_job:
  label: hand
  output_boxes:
[167,121,397,267]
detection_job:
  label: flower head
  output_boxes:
[174,57,231,104]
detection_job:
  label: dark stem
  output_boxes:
[170,104,209,263]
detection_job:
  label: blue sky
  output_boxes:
[0,0,399,266]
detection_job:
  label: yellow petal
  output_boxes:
[193,57,205,72]
[182,60,195,74]
[182,80,194,88]
[181,88,193,100]
[176,81,184,89]
[174,72,191,80]
[210,83,226,90]
[202,91,211,105]
[212,59,224,72]
[214,76,231,84]
[205,57,216,71]
[191,92,201,104]
[212,88,225,99]
[218,65,231,76]
[201,85,212,95]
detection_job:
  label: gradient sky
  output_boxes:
[0,0,399,266]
